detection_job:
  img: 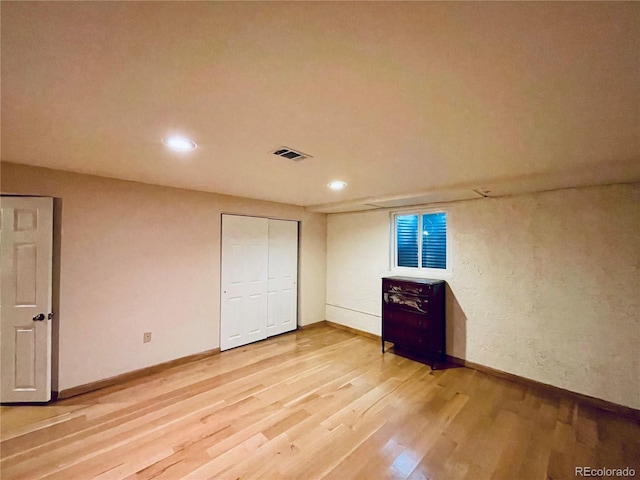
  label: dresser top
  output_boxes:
[382,276,445,285]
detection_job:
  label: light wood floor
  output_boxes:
[1,325,639,480]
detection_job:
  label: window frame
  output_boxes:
[390,208,451,277]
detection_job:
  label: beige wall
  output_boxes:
[326,183,640,410]
[1,162,327,392]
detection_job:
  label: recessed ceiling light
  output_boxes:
[328,181,347,190]
[163,135,197,152]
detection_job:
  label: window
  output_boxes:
[394,211,447,271]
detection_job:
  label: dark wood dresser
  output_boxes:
[382,276,446,369]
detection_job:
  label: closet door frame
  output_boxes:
[220,214,299,351]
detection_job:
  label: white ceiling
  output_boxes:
[2,2,639,212]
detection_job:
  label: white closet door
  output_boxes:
[267,219,298,337]
[220,215,269,351]
[1,197,53,402]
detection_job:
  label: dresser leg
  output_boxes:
[381,339,385,354]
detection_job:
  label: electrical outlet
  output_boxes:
[143,332,152,343]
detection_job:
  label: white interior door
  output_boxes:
[267,219,298,337]
[1,196,53,402]
[220,215,269,351]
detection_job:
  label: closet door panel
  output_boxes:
[220,215,269,351]
[267,219,298,337]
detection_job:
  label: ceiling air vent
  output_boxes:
[272,147,312,161]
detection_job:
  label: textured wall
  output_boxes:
[1,162,327,391]
[326,183,640,409]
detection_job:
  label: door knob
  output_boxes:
[32,313,45,321]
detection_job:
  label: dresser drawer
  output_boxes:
[383,323,427,351]
[384,292,430,315]
[383,308,432,330]
[383,278,434,295]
